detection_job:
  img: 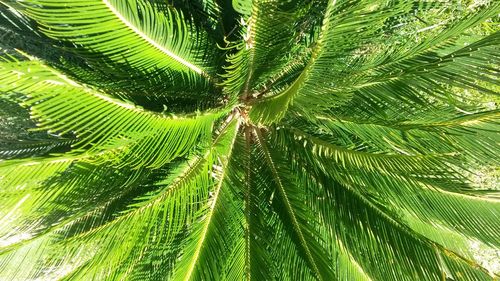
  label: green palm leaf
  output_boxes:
[19,0,214,76]
[0,54,223,168]
[1,0,499,280]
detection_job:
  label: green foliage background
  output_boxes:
[0,0,499,280]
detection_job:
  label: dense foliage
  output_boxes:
[0,0,499,280]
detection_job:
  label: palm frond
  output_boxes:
[0,152,152,252]
[248,0,419,124]
[0,54,223,169]
[286,109,500,165]
[168,119,245,281]
[249,1,499,125]
[0,97,75,159]
[274,125,500,265]
[14,0,219,93]
[292,1,500,120]
[222,0,311,97]
[277,131,499,280]
[253,127,335,280]
[0,118,240,280]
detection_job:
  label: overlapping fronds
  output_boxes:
[275,128,499,280]
[0,54,222,169]
[153,0,222,30]
[1,0,499,280]
[325,29,500,121]
[0,118,240,280]
[0,97,75,159]
[248,0,422,124]
[13,0,219,92]
[252,128,334,280]
[0,152,151,253]
[0,51,226,272]
[275,124,500,245]
[287,108,500,166]
[222,0,312,96]
[251,0,500,124]
[167,120,244,281]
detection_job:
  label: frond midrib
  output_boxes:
[182,119,241,281]
[254,127,324,281]
[241,5,258,99]
[101,0,209,78]
[287,126,445,159]
[244,125,253,281]
[313,111,500,131]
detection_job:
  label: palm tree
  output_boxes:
[0,0,499,280]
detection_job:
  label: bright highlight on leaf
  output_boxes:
[0,0,499,280]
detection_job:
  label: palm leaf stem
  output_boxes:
[244,125,252,281]
[181,119,241,281]
[254,127,324,281]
